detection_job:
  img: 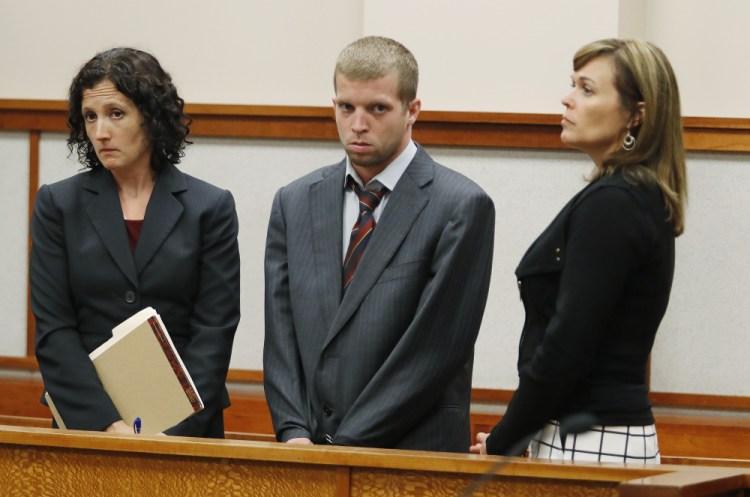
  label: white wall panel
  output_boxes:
[0,133,30,356]
[179,138,344,369]
[651,152,750,395]
[13,133,750,396]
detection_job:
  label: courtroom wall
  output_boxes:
[0,133,739,397]
[1,0,749,398]
[2,1,749,116]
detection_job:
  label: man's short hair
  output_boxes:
[334,36,418,107]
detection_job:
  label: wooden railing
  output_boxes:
[1,424,749,497]
[3,377,750,461]
[2,99,750,150]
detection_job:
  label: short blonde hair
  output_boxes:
[334,36,418,108]
[575,39,687,236]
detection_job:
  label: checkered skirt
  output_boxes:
[529,420,660,464]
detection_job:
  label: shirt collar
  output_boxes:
[345,140,417,191]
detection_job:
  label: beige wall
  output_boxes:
[1,1,749,397]
[362,0,619,113]
[646,0,750,118]
[2,0,748,116]
[0,0,361,105]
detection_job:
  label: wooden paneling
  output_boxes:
[0,414,49,428]
[3,377,750,461]
[662,456,750,468]
[0,377,50,418]
[472,387,515,403]
[3,424,749,497]
[471,387,750,419]
[226,369,264,383]
[0,356,37,370]
[4,371,750,437]
[2,99,750,151]
[471,412,750,461]
[27,130,39,356]
[224,388,274,434]
[656,415,750,460]
[650,392,750,411]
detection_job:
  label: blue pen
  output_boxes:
[133,417,142,434]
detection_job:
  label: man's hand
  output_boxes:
[469,432,488,454]
[286,437,313,445]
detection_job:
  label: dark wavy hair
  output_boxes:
[67,47,191,172]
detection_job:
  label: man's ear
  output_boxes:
[407,98,421,126]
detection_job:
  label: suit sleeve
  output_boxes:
[164,189,240,437]
[31,184,121,430]
[263,188,313,441]
[334,190,495,448]
[485,186,656,455]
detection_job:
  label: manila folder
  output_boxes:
[89,307,203,434]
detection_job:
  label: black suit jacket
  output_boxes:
[30,164,240,437]
[487,172,675,455]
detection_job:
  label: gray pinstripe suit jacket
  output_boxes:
[31,164,240,437]
[263,145,495,452]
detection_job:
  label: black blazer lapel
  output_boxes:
[84,168,138,288]
[310,163,346,329]
[134,164,186,276]
[516,177,605,278]
[325,149,432,348]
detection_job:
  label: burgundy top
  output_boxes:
[125,219,144,253]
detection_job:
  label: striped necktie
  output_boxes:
[343,178,387,290]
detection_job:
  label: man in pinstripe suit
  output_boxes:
[263,36,495,452]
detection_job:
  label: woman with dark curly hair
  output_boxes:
[30,47,240,438]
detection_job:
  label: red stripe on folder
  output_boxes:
[147,316,203,412]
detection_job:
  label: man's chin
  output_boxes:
[346,153,379,169]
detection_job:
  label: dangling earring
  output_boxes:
[623,129,636,151]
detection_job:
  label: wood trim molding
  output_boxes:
[2,99,750,151]
[483,391,750,411]
[471,388,515,403]
[226,369,264,383]
[4,379,750,460]
[0,356,38,370]
[473,386,750,411]
[2,361,748,412]
[27,131,39,356]
[650,392,750,411]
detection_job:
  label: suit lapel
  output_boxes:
[134,164,186,275]
[324,148,433,348]
[84,168,139,288]
[516,177,599,277]
[310,163,346,329]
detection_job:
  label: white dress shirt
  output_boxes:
[342,141,417,260]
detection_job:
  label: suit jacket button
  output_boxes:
[124,290,137,304]
[323,405,332,417]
